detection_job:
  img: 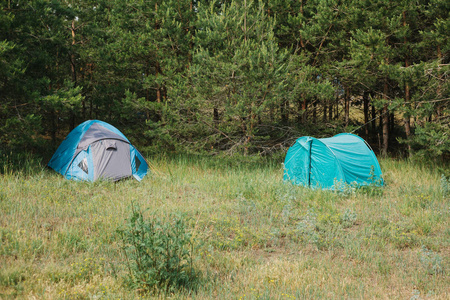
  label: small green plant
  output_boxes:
[388,223,419,249]
[358,166,384,196]
[0,228,19,257]
[419,246,445,275]
[334,166,384,196]
[332,180,357,195]
[296,208,318,243]
[0,268,26,297]
[117,204,199,294]
[410,289,421,300]
[340,208,357,228]
[70,257,103,282]
[359,183,384,197]
[295,209,341,250]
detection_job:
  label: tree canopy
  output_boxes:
[1,0,448,160]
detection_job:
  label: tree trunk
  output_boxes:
[379,108,383,131]
[436,44,442,117]
[243,112,255,156]
[70,20,77,86]
[344,87,350,127]
[402,12,412,155]
[335,96,340,120]
[313,101,317,123]
[382,82,389,156]
[403,77,412,154]
[300,98,307,123]
[371,102,376,133]
[281,100,289,124]
[323,100,327,123]
[155,3,161,105]
[363,91,369,139]
[213,108,219,124]
[51,110,57,147]
[390,112,395,136]
[70,19,77,131]
[328,101,332,120]
[155,61,161,104]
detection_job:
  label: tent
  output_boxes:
[48,120,148,182]
[283,133,383,189]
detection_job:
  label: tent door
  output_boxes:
[91,139,132,181]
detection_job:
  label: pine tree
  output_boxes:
[185,0,290,154]
[0,0,84,151]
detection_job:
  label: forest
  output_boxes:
[1,1,450,298]
[1,0,449,159]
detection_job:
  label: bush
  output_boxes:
[117,204,199,294]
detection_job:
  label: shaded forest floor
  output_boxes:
[0,154,449,299]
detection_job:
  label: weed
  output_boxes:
[419,246,445,275]
[360,166,384,196]
[410,289,421,300]
[71,257,103,282]
[333,166,384,196]
[0,228,19,257]
[0,268,26,288]
[295,209,343,250]
[296,208,318,243]
[332,180,357,195]
[341,208,357,228]
[117,204,200,294]
[389,223,419,249]
[207,216,259,250]
[358,183,384,197]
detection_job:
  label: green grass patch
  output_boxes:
[0,154,448,299]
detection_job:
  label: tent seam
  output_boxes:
[308,140,312,186]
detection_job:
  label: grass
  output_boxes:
[0,153,449,299]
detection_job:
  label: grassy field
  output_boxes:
[0,154,449,299]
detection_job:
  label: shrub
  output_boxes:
[117,204,199,294]
[419,246,445,275]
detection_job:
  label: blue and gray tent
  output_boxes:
[48,120,148,182]
[283,133,383,189]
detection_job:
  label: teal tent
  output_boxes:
[283,133,383,189]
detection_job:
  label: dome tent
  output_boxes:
[283,133,383,189]
[48,120,148,182]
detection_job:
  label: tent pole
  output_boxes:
[308,140,312,186]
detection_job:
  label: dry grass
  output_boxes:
[0,154,449,299]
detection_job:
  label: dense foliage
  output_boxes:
[1,0,448,159]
